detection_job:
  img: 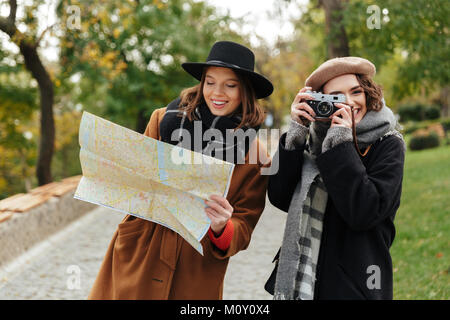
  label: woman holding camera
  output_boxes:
[268,57,405,300]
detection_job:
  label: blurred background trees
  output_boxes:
[0,0,244,195]
[0,0,449,197]
[57,0,244,133]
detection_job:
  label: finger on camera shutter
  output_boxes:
[299,86,312,93]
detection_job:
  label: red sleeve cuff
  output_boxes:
[208,220,234,251]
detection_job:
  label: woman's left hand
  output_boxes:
[205,195,233,236]
[330,103,353,129]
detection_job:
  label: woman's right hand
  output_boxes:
[290,86,317,126]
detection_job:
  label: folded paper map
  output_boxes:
[74,111,235,255]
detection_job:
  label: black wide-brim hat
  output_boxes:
[182,41,274,99]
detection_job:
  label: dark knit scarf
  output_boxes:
[160,98,259,164]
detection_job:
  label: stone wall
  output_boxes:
[0,176,96,268]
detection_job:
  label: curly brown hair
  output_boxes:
[355,74,384,111]
[178,67,266,129]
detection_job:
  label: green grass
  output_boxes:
[391,143,450,299]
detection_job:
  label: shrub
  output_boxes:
[440,118,450,132]
[398,103,441,122]
[409,131,440,151]
[402,121,429,135]
[399,104,425,122]
[424,105,441,120]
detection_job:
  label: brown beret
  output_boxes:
[305,56,376,91]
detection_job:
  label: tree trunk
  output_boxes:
[19,43,55,185]
[439,86,449,118]
[319,0,350,58]
[1,1,55,186]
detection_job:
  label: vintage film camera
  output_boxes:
[305,91,346,119]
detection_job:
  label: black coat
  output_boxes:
[268,132,405,300]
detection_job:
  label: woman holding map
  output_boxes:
[88,41,273,299]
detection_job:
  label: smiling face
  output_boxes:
[323,73,367,123]
[202,66,242,117]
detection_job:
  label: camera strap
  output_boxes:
[350,106,372,157]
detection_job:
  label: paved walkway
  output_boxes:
[0,200,286,300]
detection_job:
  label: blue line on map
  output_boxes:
[157,141,169,186]
[80,115,91,148]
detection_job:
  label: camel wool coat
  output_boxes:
[88,107,271,300]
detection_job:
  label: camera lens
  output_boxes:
[317,101,333,116]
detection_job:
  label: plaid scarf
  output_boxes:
[273,151,327,300]
[294,175,328,299]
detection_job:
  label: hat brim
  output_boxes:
[182,61,273,99]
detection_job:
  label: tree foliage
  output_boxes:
[0,71,38,197]
[298,0,449,101]
[254,37,316,128]
[0,0,247,198]
[58,0,244,132]
[343,0,449,99]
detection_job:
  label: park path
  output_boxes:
[0,199,286,300]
